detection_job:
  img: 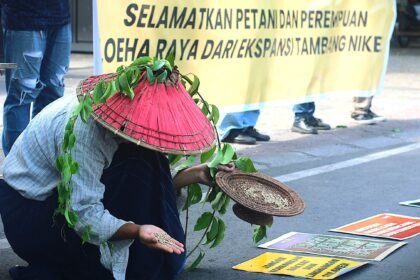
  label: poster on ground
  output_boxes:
[400,199,420,208]
[233,252,368,280]
[330,213,420,240]
[258,232,406,261]
[93,0,396,111]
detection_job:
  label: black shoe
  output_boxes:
[223,129,256,145]
[243,127,270,141]
[351,111,385,125]
[291,118,318,134]
[306,116,331,130]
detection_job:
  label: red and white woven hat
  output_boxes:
[76,66,216,155]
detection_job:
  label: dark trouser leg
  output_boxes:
[101,144,185,280]
[293,102,315,119]
[352,96,373,115]
[0,181,113,280]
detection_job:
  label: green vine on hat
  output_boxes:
[55,54,271,270]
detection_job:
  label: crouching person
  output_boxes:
[0,64,233,280]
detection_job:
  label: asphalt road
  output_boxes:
[1,45,420,279]
[176,147,420,280]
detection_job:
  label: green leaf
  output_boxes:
[130,68,141,87]
[70,161,80,174]
[152,59,165,72]
[81,225,92,244]
[182,183,202,211]
[210,105,220,124]
[206,186,218,202]
[101,82,114,102]
[253,225,267,243]
[84,98,93,116]
[64,154,72,166]
[174,155,196,172]
[219,196,230,215]
[64,209,78,228]
[166,52,175,67]
[201,101,209,116]
[163,60,172,72]
[130,56,152,67]
[113,79,121,93]
[62,132,70,150]
[67,133,76,150]
[157,70,167,83]
[63,165,72,183]
[116,65,125,75]
[235,157,257,173]
[194,212,213,231]
[210,167,217,178]
[211,191,224,211]
[65,118,76,132]
[80,97,93,123]
[392,128,401,133]
[200,146,216,163]
[336,125,347,128]
[186,251,205,272]
[168,154,182,165]
[56,155,64,172]
[125,68,134,85]
[152,60,165,71]
[146,67,155,84]
[206,217,219,242]
[220,144,234,164]
[56,182,68,206]
[210,219,225,248]
[92,80,104,105]
[208,150,223,168]
[118,72,135,99]
[72,102,83,118]
[101,241,108,249]
[216,194,228,213]
[188,75,200,95]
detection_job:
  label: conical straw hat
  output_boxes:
[77,72,216,155]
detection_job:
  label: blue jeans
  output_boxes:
[293,102,315,118]
[218,110,260,140]
[2,24,71,155]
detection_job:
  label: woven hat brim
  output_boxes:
[77,73,217,155]
[215,170,305,217]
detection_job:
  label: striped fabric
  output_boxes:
[3,95,132,280]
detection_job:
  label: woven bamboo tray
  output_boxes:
[216,170,305,217]
[232,203,274,226]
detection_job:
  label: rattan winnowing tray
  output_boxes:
[215,170,305,217]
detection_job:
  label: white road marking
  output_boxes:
[276,143,420,182]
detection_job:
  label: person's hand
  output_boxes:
[198,162,235,186]
[138,225,184,254]
[216,162,235,173]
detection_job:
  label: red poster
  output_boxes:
[330,213,420,240]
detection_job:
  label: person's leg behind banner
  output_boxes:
[2,30,46,155]
[220,110,270,144]
[33,23,71,117]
